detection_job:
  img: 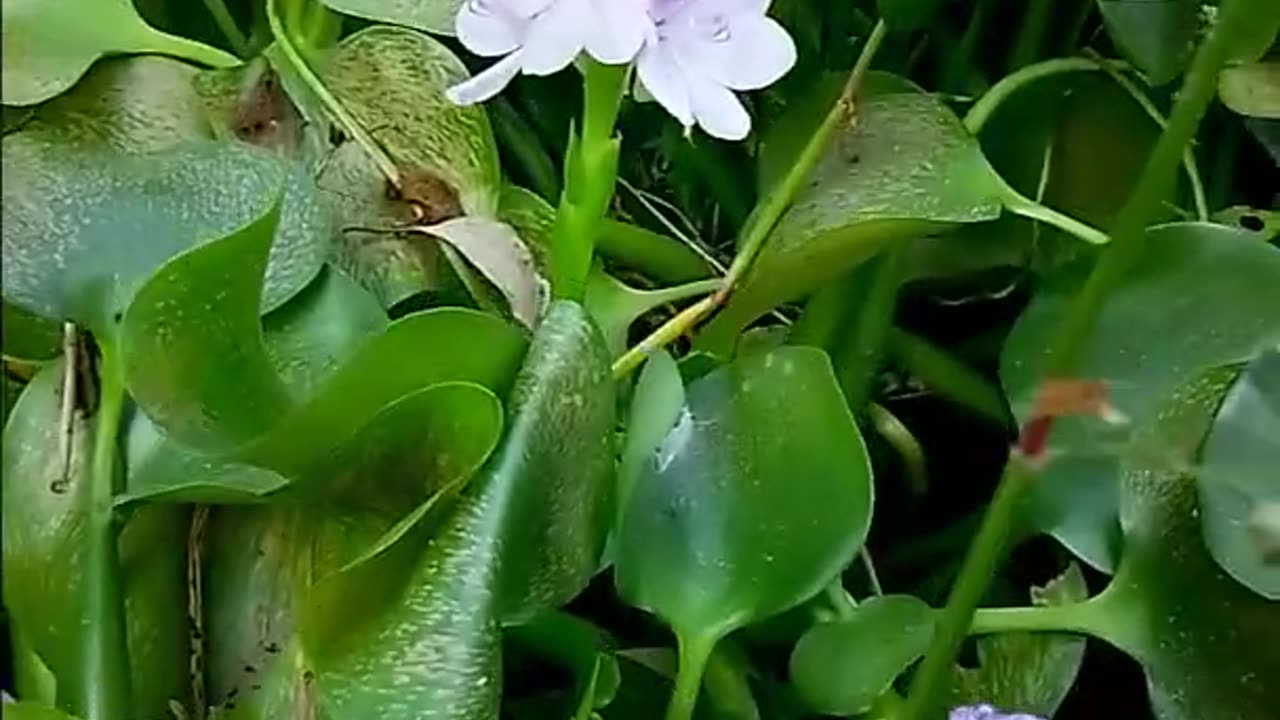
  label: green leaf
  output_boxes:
[319,0,461,35]
[789,595,935,715]
[2,361,188,718]
[0,55,331,333]
[1087,368,1280,720]
[0,703,80,720]
[1096,0,1199,85]
[317,25,502,307]
[1000,222,1280,572]
[115,172,526,493]
[1212,206,1280,241]
[876,0,947,31]
[706,87,1004,343]
[1218,62,1280,119]
[915,70,1185,282]
[950,564,1088,718]
[0,0,237,106]
[1199,348,1280,598]
[615,346,874,693]
[2,301,62,363]
[618,351,685,528]
[1225,2,1279,62]
[307,301,615,718]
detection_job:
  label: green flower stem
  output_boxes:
[899,3,1262,718]
[77,347,129,720]
[549,60,628,301]
[887,329,1011,428]
[666,634,717,720]
[266,0,401,188]
[969,602,1104,637]
[611,20,890,378]
[599,219,714,284]
[201,0,250,57]
[898,455,1036,720]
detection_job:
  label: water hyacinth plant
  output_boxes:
[1,0,1278,719]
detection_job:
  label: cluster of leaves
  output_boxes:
[1,1,1278,720]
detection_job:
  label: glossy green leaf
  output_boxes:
[616,346,874,679]
[1087,368,1280,719]
[876,0,947,31]
[319,0,461,35]
[2,301,62,363]
[1096,0,1198,85]
[0,0,237,106]
[706,88,1004,344]
[1001,223,1280,572]
[0,703,80,720]
[789,595,935,715]
[317,25,501,307]
[950,564,1088,717]
[0,55,333,333]
[1219,62,1280,119]
[1199,348,1280,598]
[1226,5,1279,63]
[308,301,614,718]
[918,70,1185,282]
[116,173,526,492]
[2,361,187,718]
[618,351,685,526]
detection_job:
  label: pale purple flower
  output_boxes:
[446,0,651,105]
[635,0,796,140]
[949,704,1046,720]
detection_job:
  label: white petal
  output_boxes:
[520,0,586,75]
[584,0,650,64]
[456,0,521,56]
[636,44,694,129]
[678,15,796,91]
[688,75,750,140]
[446,51,525,105]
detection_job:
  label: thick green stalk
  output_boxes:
[491,97,561,201]
[898,456,1036,720]
[666,634,716,720]
[898,3,1263,718]
[835,249,906,411]
[76,347,129,720]
[549,60,628,301]
[1009,0,1053,70]
[888,329,1011,427]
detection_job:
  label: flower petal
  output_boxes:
[584,0,650,64]
[688,73,750,140]
[456,0,522,56]
[520,0,586,75]
[636,44,694,130]
[446,50,525,105]
[680,15,796,91]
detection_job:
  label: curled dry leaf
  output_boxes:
[412,217,548,328]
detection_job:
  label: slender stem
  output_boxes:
[266,0,401,188]
[963,57,1104,134]
[611,20,890,377]
[549,60,627,301]
[666,635,716,720]
[969,603,1102,637]
[599,219,713,284]
[637,278,724,308]
[867,402,928,496]
[887,329,1011,428]
[1040,0,1255,381]
[836,249,906,410]
[57,322,77,493]
[1009,0,1053,71]
[77,347,129,720]
[1082,50,1209,221]
[201,0,251,57]
[826,580,859,620]
[899,457,1036,720]
[899,4,1262,717]
[998,177,1109,245]
[861,547,885,597]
